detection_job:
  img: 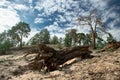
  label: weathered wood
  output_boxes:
[24,44,92,71]
[56,46,92,65]
[100,41,120,52]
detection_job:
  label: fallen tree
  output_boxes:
[24,44,92,72]
[99,40,120,52]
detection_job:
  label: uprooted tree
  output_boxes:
[99,40,120,52]
[24,44,92,72]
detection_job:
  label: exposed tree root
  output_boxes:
[100,41,120,52]
[24,44,92,72]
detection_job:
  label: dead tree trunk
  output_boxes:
[56,46,92,65]
[25,44,92,71]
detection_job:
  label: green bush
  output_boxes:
[96,42,106,49]
[64,34,72,47]
[57,43,62,50]
[0,40,12,55]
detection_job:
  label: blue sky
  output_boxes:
[0,0,120,41]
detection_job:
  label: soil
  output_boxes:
[0,47,120,80]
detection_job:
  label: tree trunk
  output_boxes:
[25,44,92,71]
[57,49,92,65]
[20,35,23,49]
[92,32,96,49]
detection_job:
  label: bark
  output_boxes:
[25,44,92,72]
[92,32,96,49]
[20,34,23,49]
[99,40,120,52]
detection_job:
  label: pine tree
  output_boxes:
[64,33,72,47]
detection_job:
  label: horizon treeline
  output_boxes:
[0,9,116,55]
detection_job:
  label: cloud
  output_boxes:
[0,0,10,7]
[44,21,91,39]
[48,22,64,32]
[29,0,33,4]
[90,0,108,10]
[0,0,32,33]
[57,15,66,23]
[35,0,72,16]
[0,0,29,11]
[23,28,39,42]
[44,22,65,38]
[0,8,20,32]
[35,0,56,15]
[34,18,44,23]
[0,0,119,42]
[0,0,31,33]
[34,0,119,41]
[108,28,120,41]
[12,4,29,10]
[50,32,65,38]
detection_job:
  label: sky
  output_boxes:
[0,0,120,42]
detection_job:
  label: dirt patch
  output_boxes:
[0,48,120,80]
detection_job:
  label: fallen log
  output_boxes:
[56,46,92,65]
[24,44,92,72]
[99,40,120,52]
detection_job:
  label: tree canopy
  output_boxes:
[9,22,31,48]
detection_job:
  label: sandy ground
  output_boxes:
[0,48,120,80]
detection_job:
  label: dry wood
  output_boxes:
[100,41,120,52]
[24,44,92,72]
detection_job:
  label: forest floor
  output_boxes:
[0,46,120,80]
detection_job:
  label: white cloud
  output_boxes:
[44,22,65,38]
[50,32,65,38]
[102,28,120,41]
[101,8,117,23]
[108,28,120,41]
[38,13,46,17]
[0,0,10,7]
[0,0,29,11]
[13,4,29,10]
[35,0,68,15]
[29,0,33,4]
[45,22,64,33]
[0,8,20,32]
[44,21,91,39]
[34,18,44,23]
[23,28,39,42]
[0,0,32,33]
[35,0,55,15]
[90,0,108,10]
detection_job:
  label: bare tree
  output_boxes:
[77,9,107,49]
